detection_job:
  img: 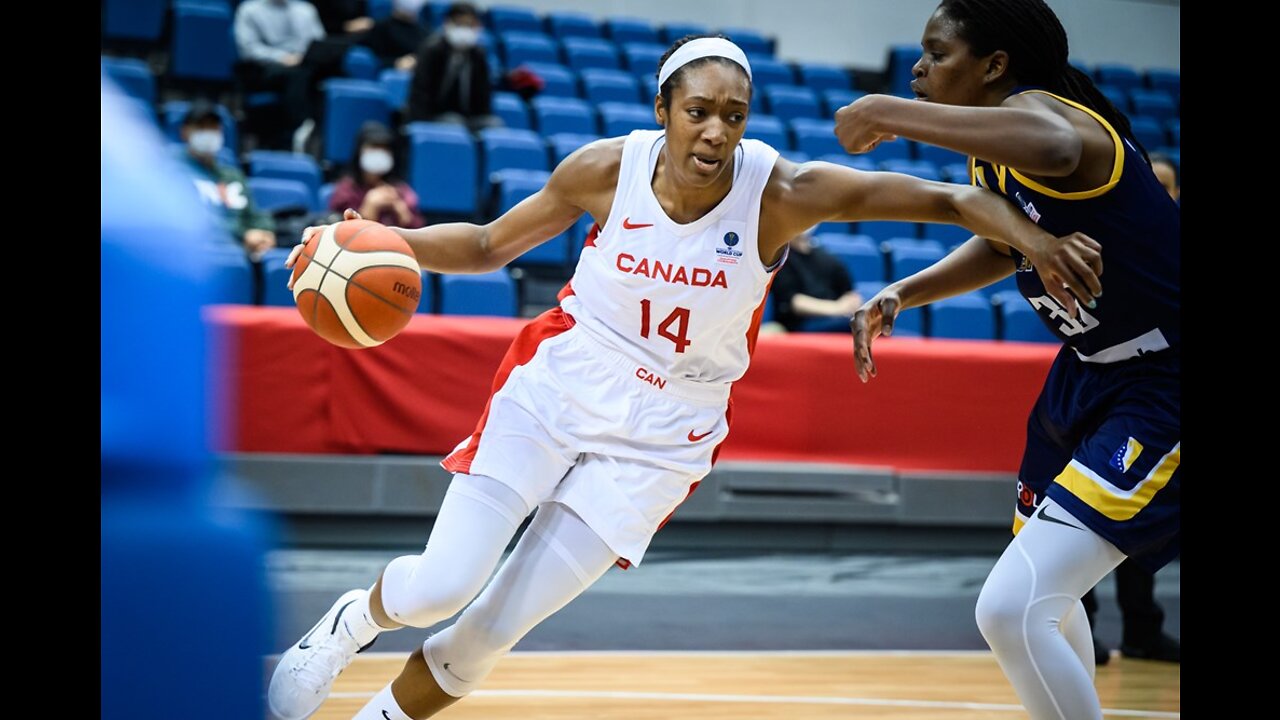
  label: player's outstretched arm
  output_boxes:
[287,139,622,279]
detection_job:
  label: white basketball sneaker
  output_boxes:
[268,588,377,719]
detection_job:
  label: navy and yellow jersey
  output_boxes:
[970,89,1180,363]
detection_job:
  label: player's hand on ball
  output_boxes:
[285,209,364,289]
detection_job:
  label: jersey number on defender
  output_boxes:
[639,299,692,353]
[1028,295,1101,336]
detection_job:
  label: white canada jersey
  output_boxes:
[561,130,782,386]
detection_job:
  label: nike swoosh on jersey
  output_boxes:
[622,217,654,230]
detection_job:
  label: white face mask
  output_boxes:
[444,24,479,49]
[360,148,394,176]
[188,129,224,156]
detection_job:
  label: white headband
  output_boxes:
[657,37,753,88]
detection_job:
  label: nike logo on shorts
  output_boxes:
[1036,504,1081,530]
[688,429,714,442]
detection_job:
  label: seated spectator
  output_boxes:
[234,0,341,151]
[360,0,428,71]
[328,121,426,228]
[179,100,277,259]
[771,228,862,333]
[1149,152,1180,204]
[407,2,502,131]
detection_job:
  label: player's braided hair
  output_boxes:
[939,0,1146,159]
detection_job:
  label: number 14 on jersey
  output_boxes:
[639,299,692,353]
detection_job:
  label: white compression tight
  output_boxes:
[375,473,619,698]
[975,498,1127,720]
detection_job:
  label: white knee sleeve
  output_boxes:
[380,474,533,628]
[424,503,619,697]
[976,498,1125,720]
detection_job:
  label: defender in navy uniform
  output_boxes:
[833,1,1179,718]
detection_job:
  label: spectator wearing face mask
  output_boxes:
[328,121,425,228]
[406,2,502,131]
[180,100,277,259]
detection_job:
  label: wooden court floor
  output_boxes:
[309,650,1179,719]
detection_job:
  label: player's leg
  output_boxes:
[268,473,533,720]
[976,497,1125,720]
[354,501,620,719]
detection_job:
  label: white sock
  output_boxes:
[341,586,395,648]
[352,683,412,720]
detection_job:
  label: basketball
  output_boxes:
[291,219,421,349]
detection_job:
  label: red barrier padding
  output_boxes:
[209,306,1056,472]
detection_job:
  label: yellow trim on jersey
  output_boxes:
[968,155,977,185]
[1055,443,1180,521]
[1006,89,1125,201]
[974,166,989,190]
[1012,511,1027,536]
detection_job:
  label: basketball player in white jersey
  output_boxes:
[268,35,1103,720]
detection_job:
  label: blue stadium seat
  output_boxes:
[606,18,660,46]
[322,79,391,164]
[492,169,570,266]
[259,248,296,307]
[492,91,532,130]
[922,222,972,246]
[640,74,659,102]
[405,122,478,215]
[1129,89,1177,122]
[662,22,709,45]
[817,154,876,172]
[779,151,812,166]
[1165,118,1179,147]
[103,0,166,42]
[479,127,550,180]
[915,142,967,167]
[489,5,542,34]
[749,59,795,91]
[439,271,518,317]
[102,57,155,105]
[1128,116,1166,151]
[342,45,379,80]
[520,62,579,98]
[598,102,657,136]
[247,177,313,214]
[621,43,667,74]
[815,233,883,283]
[546,11,601,40]
[886,45,919,96]
[548,133,601,165]
[719,27,772,56]
[1095,64,1142,92]
[797,63,851,93]
[790,118,841,157]
[929,294,995,340]
[170,2,235,82]
[994,291,1058,343]
[821,89,865,117]
[318,182,336,212]
[743,114,788,151]
[161,100,239,153]
[417,270,437,314]
[765,85,821,121]
[887,243,945,282]
[581,68,642,105]
[204,246,254,305]
[879,159,941,181]
[940,162,971,184]
[531,96,597,136]
[1145,69,1180,98]
[247,151,323,209]
[501,32,561,68]
[562,38,620,72]
[861,139,911,164]
[367,0,392,20]
[978,274,1020,298]
[379,68,412,110]
[1095,84,1130,114]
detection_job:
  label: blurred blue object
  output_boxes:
[102,73,272,720]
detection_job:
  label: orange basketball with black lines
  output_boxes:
[291,219,421,348]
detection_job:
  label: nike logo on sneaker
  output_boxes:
[622,217,654,230]
[688,429,714,442]
[1036,504,1081,530]
[298,598,358,649]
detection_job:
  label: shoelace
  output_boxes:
[291,634,358,693]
